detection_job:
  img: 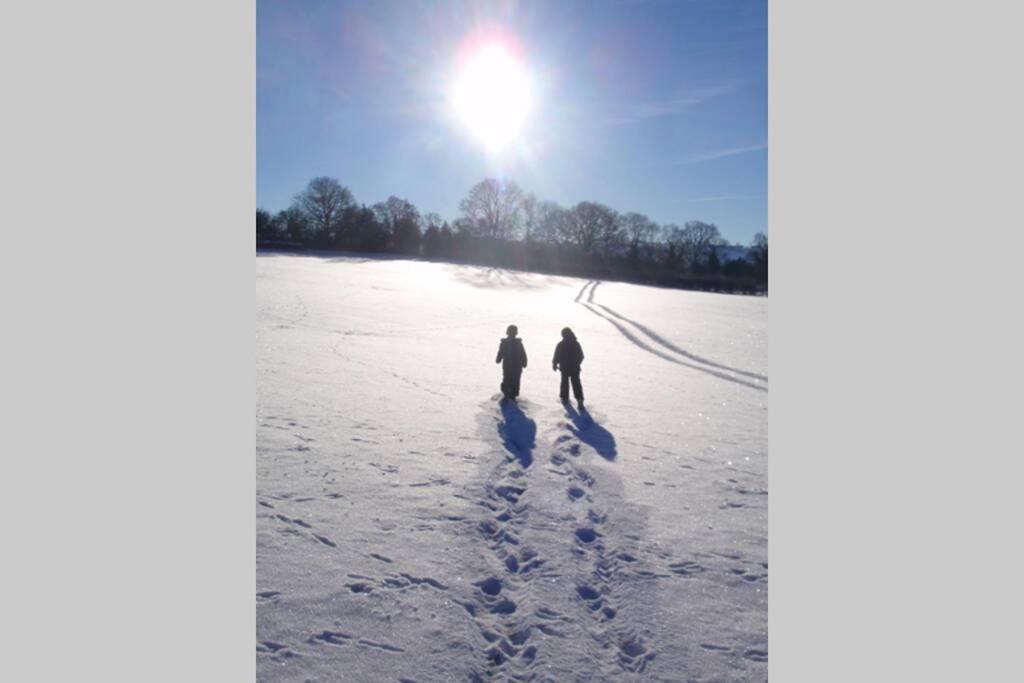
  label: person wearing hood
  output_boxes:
[552,327,585,408]
[495,324,528,401]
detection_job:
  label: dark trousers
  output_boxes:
[502,370,522,398]
[560,371,583,402]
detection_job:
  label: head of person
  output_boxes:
[561,327,575,340]
[506,324,518,337]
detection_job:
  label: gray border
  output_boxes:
[772,1,1021,680]
[2,2,254,680]
[5,0,1021,680]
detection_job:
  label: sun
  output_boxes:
[451,41,533,154]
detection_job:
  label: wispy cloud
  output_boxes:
[675,193,766,203]
[677,195,736,203]
[676,142,767,164]
[606,82,740,125]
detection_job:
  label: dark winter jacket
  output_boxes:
[496,337,528,373]
[552,336,584,373]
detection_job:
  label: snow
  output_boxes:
[257,253,768,681]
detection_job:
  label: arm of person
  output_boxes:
[496,341,504,364]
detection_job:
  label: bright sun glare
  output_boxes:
[451,42,533,154]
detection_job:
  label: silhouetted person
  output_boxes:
[496,324,528,401]
[552,327,584,408]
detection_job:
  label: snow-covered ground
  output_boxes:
[256,253,767,682]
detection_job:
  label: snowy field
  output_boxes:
[256,253,767,682]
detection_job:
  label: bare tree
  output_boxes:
[621,212,658,262]
[641,222,664,262]
[372,196,419,231]
[256,209,272,240]
[458,178,524,240]
[372,196,421,254]
[341,204,388,251]
[519,193,539,242]
[604,217,626,257]
[275,207,311,243]
[752,231,768,257]
[661,223,685,266]
[751,232,768,280]
[563,201,620,254]
[679,220,725,269]
[421,212,444,232]
[293,177,354,241]
[535,201,567,245]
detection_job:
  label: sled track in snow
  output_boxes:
[576,280,768,392]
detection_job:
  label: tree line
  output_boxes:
[257,176,768,294]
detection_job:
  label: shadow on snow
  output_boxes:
[497,400,536,468]
[563,404,617,461]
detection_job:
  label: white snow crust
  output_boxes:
[257,253,767,682]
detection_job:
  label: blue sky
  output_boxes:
[257,0,766,244]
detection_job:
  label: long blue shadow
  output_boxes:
[497,401,536,468]
[564,404,617,461]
